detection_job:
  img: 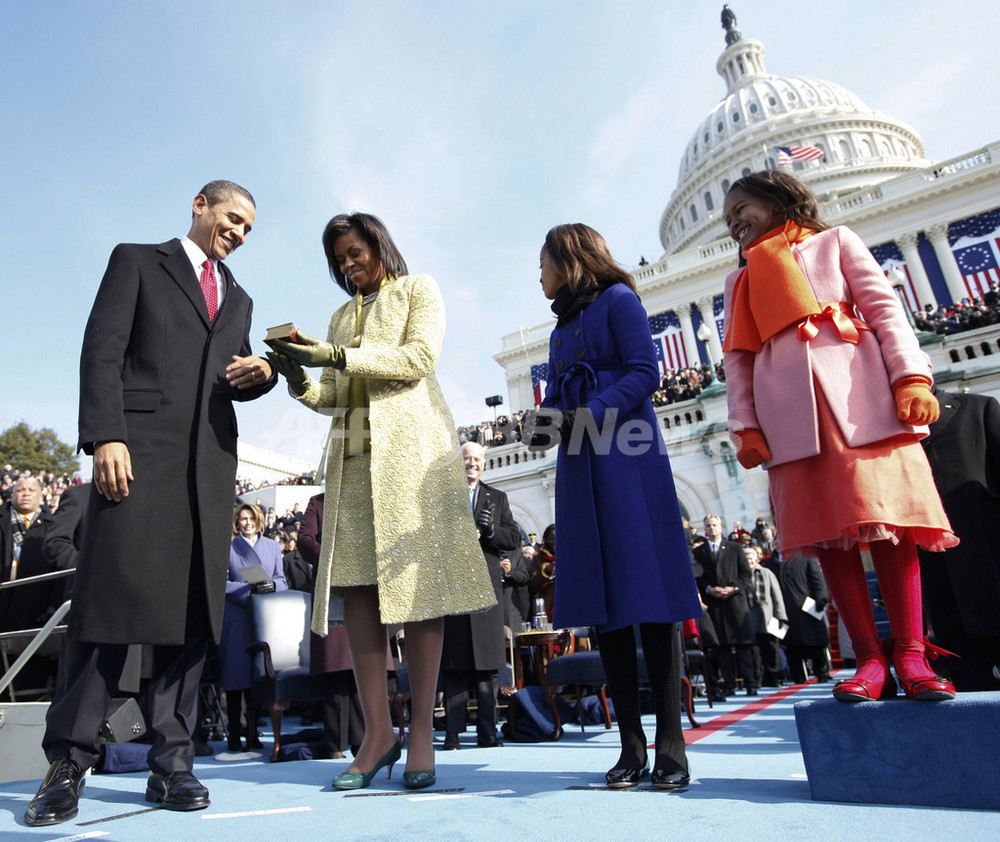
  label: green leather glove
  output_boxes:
[270,331,347,369]
[266,351,309,393]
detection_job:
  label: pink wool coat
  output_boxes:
[723,226,933,468]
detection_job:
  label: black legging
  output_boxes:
[597,623,687,774]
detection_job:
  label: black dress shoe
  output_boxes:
[708,689,727,702]
[604,763,649,788]
[146,771,210,811]
[442,732,461,750]
[651,768,691,790]
[746,687,759,696]
[24,754,86,826]
[477,736,503,748]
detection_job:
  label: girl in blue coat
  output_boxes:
[533,224,702,789]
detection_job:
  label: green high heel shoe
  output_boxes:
[402,769,436,790]
[331,741,401,790]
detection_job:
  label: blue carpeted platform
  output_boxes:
[794,691,1000,810]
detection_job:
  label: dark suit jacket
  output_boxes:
[0,503,56,634]
[693,539,752,645]
[442,480,520,671]
[69,239,275,646]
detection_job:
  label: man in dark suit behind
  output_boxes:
[693,514,756,696]
[25,180,276,827]
[441,442,520,749]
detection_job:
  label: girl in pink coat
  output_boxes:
[722,170,958,702]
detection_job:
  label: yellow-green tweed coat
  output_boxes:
[293,274,495,633]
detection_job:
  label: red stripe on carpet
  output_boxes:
[679,682,822,745]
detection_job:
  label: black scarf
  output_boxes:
[550,280,615,328]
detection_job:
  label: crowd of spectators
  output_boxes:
[652,362,724,407]
[912,284,1000,334]
[0,465,83,509]
[455,362,726,447]
[234,473,315,497]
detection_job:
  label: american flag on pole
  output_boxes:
[774,145,825,166]
[648,310,689,372]
[530,363,548,405]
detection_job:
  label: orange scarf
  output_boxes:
[723,220,818,353]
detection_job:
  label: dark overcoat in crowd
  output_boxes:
[778,554,830,648]
[68,240,274,645]
[218,534,287,690]
[40,482,90,605]
[442,480,520,671]
[693,540,753,645]
[542,284,702,631]
[500,548,531,628]
[0,502,56,636]
[917,388,1000,639]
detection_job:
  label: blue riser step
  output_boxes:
[794,691,1000,810]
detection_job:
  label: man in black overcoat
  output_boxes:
[917,386,1000,690]
[441,442,520,749]
[778,554,831,684]
[693,514,756,695]
[25,181,275,827]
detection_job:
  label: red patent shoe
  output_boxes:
[889,637,957,702]
[832,638,896,703]
[898,675,956,701]
[832,671,897,702]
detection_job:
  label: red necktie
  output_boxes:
[200,259,218,321]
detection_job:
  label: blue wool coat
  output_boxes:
[219,534,288,691]
[542,284,702,632]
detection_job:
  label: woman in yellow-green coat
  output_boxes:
[270,212,493,792]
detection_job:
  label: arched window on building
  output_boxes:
[690,204,698,223]
[721,178,731,194]
[704,192,714,211]
[839,139,851,161]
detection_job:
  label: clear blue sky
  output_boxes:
[3,1,997,472]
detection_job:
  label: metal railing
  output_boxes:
[0,569,74,701]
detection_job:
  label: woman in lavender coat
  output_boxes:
[219,503,287,751]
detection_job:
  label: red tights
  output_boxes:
[816,533,937,684]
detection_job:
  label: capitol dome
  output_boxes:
[659,10,930,255]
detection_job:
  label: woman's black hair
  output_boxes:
[322,212,409,295]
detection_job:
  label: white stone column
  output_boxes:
[926,223,971,303]
[697,295,724,365]
[895,232,938,312]
[675,303,700,369]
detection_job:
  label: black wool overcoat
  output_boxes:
[918,389,1000,637]
[69,239,274,646]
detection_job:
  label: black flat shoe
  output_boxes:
[146,771,210,811]
[605,764,649,788]
[24,754,86,826]
[651,768,690,790]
